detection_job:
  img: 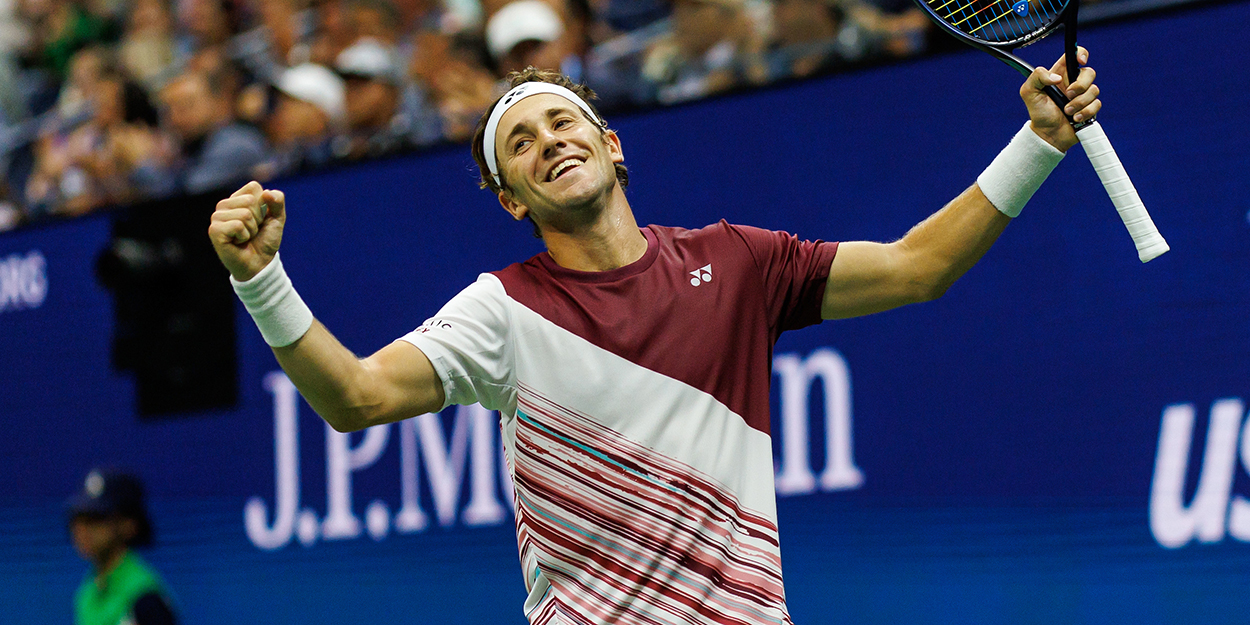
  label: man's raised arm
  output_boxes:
[207,181,444,432]
[822,47,1101,321]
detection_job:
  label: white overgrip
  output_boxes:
[1075,121,1170,262]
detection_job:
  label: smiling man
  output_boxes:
[210,58,1102,624]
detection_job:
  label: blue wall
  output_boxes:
[2,2,1249,623]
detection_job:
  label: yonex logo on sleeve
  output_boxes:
[688,264,712,287]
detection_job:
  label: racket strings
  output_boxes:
[925,0,1064,43]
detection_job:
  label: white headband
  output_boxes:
[483,82,602,186]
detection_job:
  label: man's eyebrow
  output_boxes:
[503,106,580,145]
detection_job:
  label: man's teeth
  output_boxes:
[549,159,584,181]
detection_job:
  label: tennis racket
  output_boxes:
[914,0,1169,262]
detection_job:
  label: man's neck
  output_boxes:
[93,547,127,588]
[542,187,647,272]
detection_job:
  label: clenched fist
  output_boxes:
[208,181,286,281]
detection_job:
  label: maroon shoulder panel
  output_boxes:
[493,222,838,435]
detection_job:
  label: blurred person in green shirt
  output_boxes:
[67,469,177,625]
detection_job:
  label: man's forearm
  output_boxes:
[894,183,1011,298]
[897,122,1066,297]
[272,320,380,433]
[231,254,442,432]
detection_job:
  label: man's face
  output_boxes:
[184,0,228,42]
[266,94,330,147]
[161,76,221,142]
[494,94,623,230]
[69,515,131,565]
[344,77,397,130]
[68,50,105,93]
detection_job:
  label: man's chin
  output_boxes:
[536,195,609,232]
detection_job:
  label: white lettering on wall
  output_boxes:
[243,372,301,551]
[0,250,47,312]
[246,346,863,550]
[460,403,509,526]
[773,349,864,495]
[322,422,390,540]
[1228,413,1250,541]
[245,374,513,550]
[1149,399,1250,548]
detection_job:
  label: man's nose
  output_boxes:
[538,128,566,158]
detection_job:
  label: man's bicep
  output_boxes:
[821,240,924,320]
[360,340,446,424]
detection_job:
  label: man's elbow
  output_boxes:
[321,409,368,433]
[320,400,390,433]
[914,275,956,303]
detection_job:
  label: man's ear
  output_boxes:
[498,190,529,221]
[605,130,624,164]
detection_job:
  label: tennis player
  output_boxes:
[209,50,1100,624]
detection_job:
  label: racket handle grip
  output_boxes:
[1075,121,1170,263]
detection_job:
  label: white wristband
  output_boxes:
[230,252,314,348]
[977,122,1066,218]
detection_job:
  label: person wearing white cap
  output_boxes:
[262,63,346,176]
[485,0,587,79]
[333,36,440,157]
[210,48,1106,624]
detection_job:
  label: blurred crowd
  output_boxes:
[0,0,939,229]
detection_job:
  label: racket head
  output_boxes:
[916,0,1071,49]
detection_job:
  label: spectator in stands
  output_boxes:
[0,0,32,124]
[578,0,668,109]
[639,0,767,105]
[588,0,670,37]
[119,0,180,96]
[256,0,317,64]
[176,0,234,52]
[89,71,176,203]
[29,0,115,80]
[0,0,938,231]
[160,69,268,194]
[348,0,402,45]
[407,30,494,142]
[485,0,589,80]
[27,68,172,216]
[232,0,316,82]
[390,0,445,34]
[258,62,345,177]
[767,0,875,80]
[431,0,483,32]
[308,0,355,67]
[334,36,434,157]
[55,44,109,118]
[833,0,929,59]
[67,468,178,625]
[0,182,23,230]
[30,0,121,80]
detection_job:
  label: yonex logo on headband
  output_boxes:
[483,82,602,186]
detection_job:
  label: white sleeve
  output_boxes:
[397,274,515,413]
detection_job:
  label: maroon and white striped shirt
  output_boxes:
[402,222,838,625]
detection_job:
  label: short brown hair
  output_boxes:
[471,67,629,196]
